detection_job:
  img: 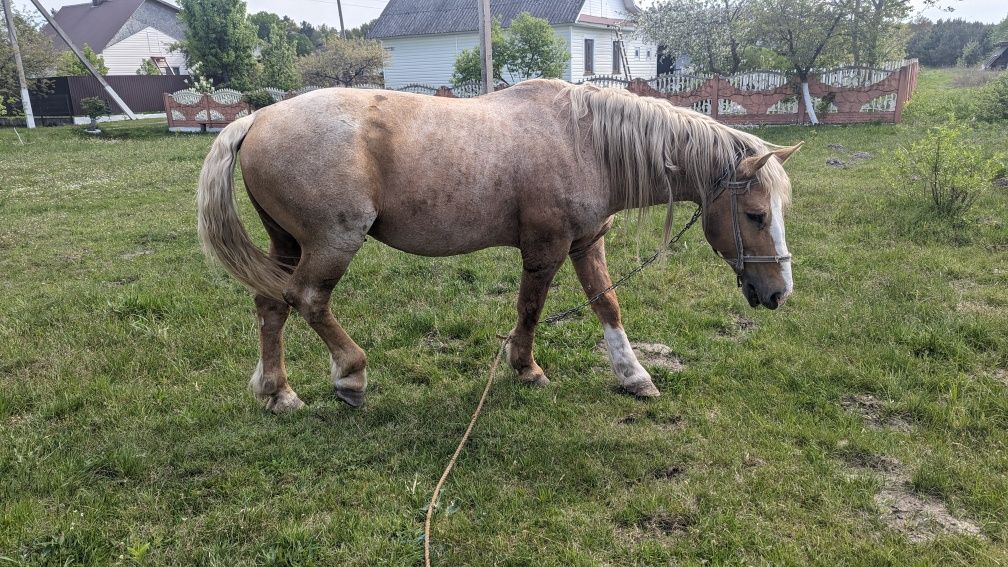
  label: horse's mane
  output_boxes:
[559,82,792,243]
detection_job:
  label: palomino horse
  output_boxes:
[197,79,800,413]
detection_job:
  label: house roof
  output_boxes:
[368,0,637,39]
[43,0,180,52]
[982,43,1008,69]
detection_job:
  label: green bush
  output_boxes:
[242,90,276,110]
[976,73,1008,122]
[888,121,1002,226]
[80,96,108,130]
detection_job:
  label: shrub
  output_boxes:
[976,73,1008,123]
[888,122,1001,226]
[243,90,276,110]
[80,96,108,130]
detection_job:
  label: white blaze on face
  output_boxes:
[770,194,793,296]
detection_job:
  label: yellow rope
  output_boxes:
[424,335,510,567]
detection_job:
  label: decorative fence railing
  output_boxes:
[163,60,919,131]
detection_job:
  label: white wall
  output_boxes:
[568,25,656,83]
[101,27,186,76]
[381,33,480,89]
[380,22,657,89]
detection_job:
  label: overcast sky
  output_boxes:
[15,0,1007,31]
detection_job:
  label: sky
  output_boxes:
[14,0,1007,31]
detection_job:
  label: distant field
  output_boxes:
[1,69,1007,565]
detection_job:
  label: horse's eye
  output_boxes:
[746,212,767,227]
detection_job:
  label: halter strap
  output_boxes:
[709,163,791,286]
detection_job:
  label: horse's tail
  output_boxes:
[197,113,290,301]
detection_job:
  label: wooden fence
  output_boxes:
[163,60,919,131]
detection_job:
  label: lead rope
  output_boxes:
[424,334,511,567]
[423,207,705,566]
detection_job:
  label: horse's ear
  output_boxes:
[773,142,803,164]
[738,142,804,177]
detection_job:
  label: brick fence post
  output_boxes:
[710,76,720,121]
[893,64,910,124]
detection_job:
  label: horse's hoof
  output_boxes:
[624,380,661,398]
[265,386,306,413]
[520,372,551,388]
[336,388,366,408]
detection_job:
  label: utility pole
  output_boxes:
[476,0,493,94]
[336,0,346,38]
[2,0,36,128]
[26,0,137,119]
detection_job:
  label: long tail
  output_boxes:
[197,113,290,301]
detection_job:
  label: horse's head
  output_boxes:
[703,143,802,310]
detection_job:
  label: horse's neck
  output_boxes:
[608,176,702,214]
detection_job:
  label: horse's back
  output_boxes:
[239,82,605,256]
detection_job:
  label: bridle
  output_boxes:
[708,159,792,287]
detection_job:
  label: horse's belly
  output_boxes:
[367,211,516,257]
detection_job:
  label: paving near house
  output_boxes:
[1,69,1006,564]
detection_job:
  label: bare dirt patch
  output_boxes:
[595,340,686,371]
[840,394,912,431]
[718,313,757,339]
[654,465,685,480]
[993,369,1008,387]
[618,512,694,544]
[843,454,983,543]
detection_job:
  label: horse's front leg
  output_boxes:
[509,240,570,386]
[570,234,660,397]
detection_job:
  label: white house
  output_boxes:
[43,0,187,76]
[368,0,658,88]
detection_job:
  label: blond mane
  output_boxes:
[559,83,792,242]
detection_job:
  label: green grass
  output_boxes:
[2,70,1007,565]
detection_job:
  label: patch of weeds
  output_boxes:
[884,121,1004,239]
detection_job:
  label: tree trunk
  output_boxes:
[801,81,819,125]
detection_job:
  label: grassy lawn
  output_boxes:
[1,70,1007,565]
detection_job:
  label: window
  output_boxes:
[646,49,651,58]
[612,41,622,74]
[635,47,640,58]
[584,38,594,75]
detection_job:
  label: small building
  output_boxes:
[982,41,1008,71]
[43,0,187,76]
[368,0,658,89]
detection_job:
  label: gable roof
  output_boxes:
[43,0,180,52]
[369,0,627,39]
[982,42,1008,69]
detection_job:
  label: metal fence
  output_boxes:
[29,75,191,117]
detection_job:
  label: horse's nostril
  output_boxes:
[769,291,784,308]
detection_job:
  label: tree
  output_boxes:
[451,13,570,86]
[177,0,258,90]
[993,15,1008,44]
[259,23,301,90]
[1,9,58,114]
[297,37,386,87]
[56,44,109,75]
[847,0,912,65]
[636,0,753,75]
[346,19,375,40]
[907,18,993,67]
[753,0,852,124]
[136,59,162,75]
[451,19,505,85]
[500,12,570,81]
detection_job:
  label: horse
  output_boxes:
[196,79,800,413]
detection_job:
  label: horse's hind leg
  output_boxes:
[250,225,303,412]
[570,232,660,397]
[283,242,369,408]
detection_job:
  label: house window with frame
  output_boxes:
[584,38,594,75]
[612,40,622,74]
